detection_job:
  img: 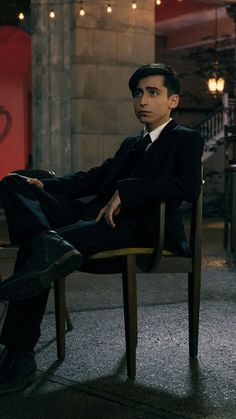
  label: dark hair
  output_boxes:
[129,63,180,96]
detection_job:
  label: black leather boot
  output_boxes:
[0,348,37,395]
[0,230,83,300]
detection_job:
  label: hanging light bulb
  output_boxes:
[79,4,85,15]
[49,9,56,19]
[107,3,112,13]
[79,1,85,16]
[132,1,137,10]
[80,8,85,16]
[156,0,161,5]
[18,12,25,21]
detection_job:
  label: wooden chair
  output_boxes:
[55,189,202,379]
[0,169,73,360]
[0,169,202,378]
[223,125,236,251]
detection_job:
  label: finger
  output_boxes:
[27,178,44,189]
[105,210,116,228]
[96,207,106,222]
[114,206,121,216]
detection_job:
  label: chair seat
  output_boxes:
[87,247,192,274]
[88,247,174,259]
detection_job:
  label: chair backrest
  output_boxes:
[137,188,202,274]
[224,125,236,164]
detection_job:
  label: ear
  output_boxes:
[169,94,179,109]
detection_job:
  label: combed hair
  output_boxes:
[129,63,180,96]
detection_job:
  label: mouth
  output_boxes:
[138,111,151,116]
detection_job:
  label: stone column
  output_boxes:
[31,0,73,175]
[72,0,155,171]
[31,0,155,174]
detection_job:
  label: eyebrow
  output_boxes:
[146,86,161,92]
[135,86,162,92]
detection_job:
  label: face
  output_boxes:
[132,75,179,131]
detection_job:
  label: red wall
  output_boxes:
[155,0,215,23]
[0,26,31,180]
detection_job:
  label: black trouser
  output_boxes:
[0,175,139,351]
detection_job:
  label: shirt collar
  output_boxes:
[143,118,172,143]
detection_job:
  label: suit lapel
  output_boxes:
[145,120,177,175]
[100,135,142,192]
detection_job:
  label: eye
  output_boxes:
[132,89,142,98]
[149,89,159,96]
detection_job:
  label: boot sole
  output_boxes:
[0,371,36,396]
[0,250,83,301]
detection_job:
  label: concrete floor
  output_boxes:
[0,217,235,419]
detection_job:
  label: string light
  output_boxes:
[79,1,85,16]
[18,12,25,20]
[106,3,112,13]
[11,1,186,23]
[49,9,56,18]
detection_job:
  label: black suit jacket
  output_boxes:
[43,120,204,255]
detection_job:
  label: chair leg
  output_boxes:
[224,170,230,249]
[122,254,137,379]
[188,270,201,358]
[230,171,236,253]
[65,306,73,331]
[54,276,66,360]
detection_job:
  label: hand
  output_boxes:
[26,177,44,189]
[7,173,44,189]
[96,190,121,228]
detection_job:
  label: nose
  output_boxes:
[140,91,148,107]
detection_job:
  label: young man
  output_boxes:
[0,63,203,394]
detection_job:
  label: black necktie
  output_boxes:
[138,134,152,153]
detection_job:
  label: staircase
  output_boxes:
[197,98,234,161]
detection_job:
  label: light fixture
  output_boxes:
[207,8,225,95]
[132,1,137,9]
[49,9,56,19]
[79,1,85,16]
[208,74,225,94]
[106,3,112,13]
[18,12,25,20]
[156,0,161,5]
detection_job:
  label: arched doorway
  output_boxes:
[0,26,31,179]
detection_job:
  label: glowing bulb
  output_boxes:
[80,7,85,16]
[156,0,161,5]
[208,78,217,93]
[132,1,137,9]
[49,9,56,19]
[79,1,85,16]
[208,76,225,94]
[216,78,225,93]
[18,12,24,20]
[107,3,112,13]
